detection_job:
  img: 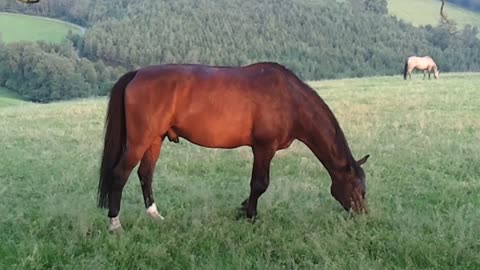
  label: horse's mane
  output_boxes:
[259,62,359,171]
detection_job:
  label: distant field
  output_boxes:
[0,74,479,269]
[388,0,480,30]
[0,12,82,43]
[0,87,25,107]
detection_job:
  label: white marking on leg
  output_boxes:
[146,203,164,220]
[109,216,122,232]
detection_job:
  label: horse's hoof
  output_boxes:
[146,203,165,220]
[246,211,258,223]
[235,208,258,223]
[109,216,123,232]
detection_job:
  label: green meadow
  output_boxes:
[0,86,25,108]
[388,0,480,30]
[0,74,479,269]
[0,12,82,43]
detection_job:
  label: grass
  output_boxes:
[1,73,479,269]
[388,0,480,30]
[0,12,82,43]
[0,87,25,107]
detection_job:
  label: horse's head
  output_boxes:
[434,69,439,79]
[330,154,370,214]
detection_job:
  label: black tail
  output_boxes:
[403,60,408,80]
[97,70,138,208]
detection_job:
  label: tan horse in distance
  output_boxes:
[404,56,439,80]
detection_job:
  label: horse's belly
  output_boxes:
[172,112,253,148]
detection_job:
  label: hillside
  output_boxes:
[0,12,82,43]
[1,74,479,269]
[77,0,471,78]
[388,0,480,30]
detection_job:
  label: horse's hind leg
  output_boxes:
[137,136,164,220]
[423,70,427,80]
[240,145,275,220]
[108,145,147,231]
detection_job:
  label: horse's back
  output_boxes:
[407,56,436,69]
[125,63,298,148]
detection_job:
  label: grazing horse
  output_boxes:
[404,56,439,80]
[97,62,370,231]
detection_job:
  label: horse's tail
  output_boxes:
[403,60,409,80]
[97,70,138,208]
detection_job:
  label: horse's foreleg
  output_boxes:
[108,145,146,231]
[138,136,164,220]
[423,70,427,80]
[241,146,275,220]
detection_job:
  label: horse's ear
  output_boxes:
[357,154,370,166]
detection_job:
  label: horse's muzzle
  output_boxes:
[350,190,368,214]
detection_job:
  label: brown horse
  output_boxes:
[97,62,370,231]
[404,56,439,80]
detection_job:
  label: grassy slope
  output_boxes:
[0,12,81,43]
[0,74,479,269]
[0,86,25,107]
[388,0,480,29]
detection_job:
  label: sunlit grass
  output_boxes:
[388,0,480,35]
[0,12,81,43]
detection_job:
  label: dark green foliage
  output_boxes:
[77,0,427,78]
[76,0,480,79]
[0,40,121,102]
[1,0,480,102]
[0,0,130,26]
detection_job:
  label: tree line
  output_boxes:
[1,0,480,102]
[0,40,124,102]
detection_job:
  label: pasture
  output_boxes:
[0,12,82,43]
[388,0,480,31]
[0,74,479,269]
[0,86,25,108]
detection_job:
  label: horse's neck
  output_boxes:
[297,96,353,175]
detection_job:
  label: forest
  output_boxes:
[1,0,480,102]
